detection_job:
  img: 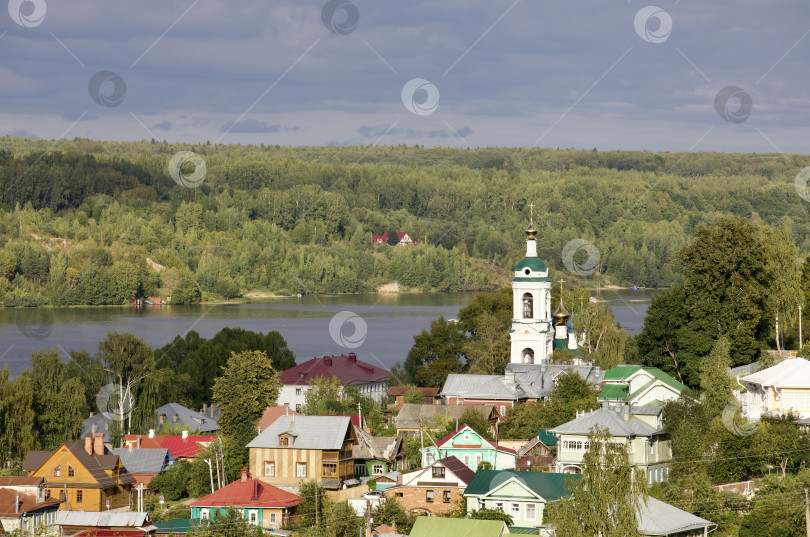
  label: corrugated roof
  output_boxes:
[537,429,557,447]
[123,435,219,460]
[153,518,198,534]
[155,403,219,433]
[280,354,389,386]
[395,404,497,430]
[504,364,605,399]
[463,470,579,500]
[550,407,659,437]
[56,511,150,527]
[637,496,715,535]
[409,517,506,537]
[441,374,527,401]
[246,416,351,450]
[0,490,60,517]
[189,477,300,508]
[112,448,171,475]
[741,358,810,388]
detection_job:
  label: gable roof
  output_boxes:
[464,470,580,500]
[353,429,401,462]
[740,358,810,389]
[246,416,352,450]
[409,516,506,537]
[26,441,136,488]
[637,496,716,535]
[56,511,150,528]
[0,490,60,517]
[537,429,557,447]
[602,365,686,393]
[122,435,218,460]
[111,448,172,474]
[550,407,660,438]
[189,477,300,508]
[441,374,528,402]
[504,364,605,399]
[395,404,498,430]
[433,425,517,456]
[280,354,389,386]
[155,403,219,432]
[436,456,475,485]
[257,406,301,433]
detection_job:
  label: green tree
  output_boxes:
[549,427,647,537]
[404,317,467,387]
[699,336,735,418]
[370,497,414,535]
[468,507,513,525]
[97,331,155,435]
[301,377,346,416]
[294,480,330,530]
[403,387,425,404]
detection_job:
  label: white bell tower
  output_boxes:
[509,206,553,364]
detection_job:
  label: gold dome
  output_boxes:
[525,221,538,240]
[553,302,570,323]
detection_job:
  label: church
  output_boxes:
[509,212,580,365]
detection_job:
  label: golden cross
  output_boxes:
[558,278,565,304]
[528,202,535,222]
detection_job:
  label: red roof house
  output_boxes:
[257,406,302,434]
[189,468,301,529]
[122,434,218,461]
[370,232,417,245]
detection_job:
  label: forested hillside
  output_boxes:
[0,135,809,305]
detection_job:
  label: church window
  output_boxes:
[522,293,533,318]
[522,348,534,364]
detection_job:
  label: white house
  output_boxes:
[736,358,810,420]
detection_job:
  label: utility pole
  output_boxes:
[205,459,215,493]
[365,499,372,537]
[800,304,803,351]
[315,486,320,527]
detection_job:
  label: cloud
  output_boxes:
[219,119,301,134]
[151,121,173,132]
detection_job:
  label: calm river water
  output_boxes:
[0,289,658,376]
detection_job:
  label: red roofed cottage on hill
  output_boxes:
[370,232,417,245]
[278,353,389,410]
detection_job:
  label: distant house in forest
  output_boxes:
[371,232,417,245]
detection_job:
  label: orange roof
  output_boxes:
[0,477,43,486]
[189,475,300,508]
[0,490,61,517]
[257,406,301,434]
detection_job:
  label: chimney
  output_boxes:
[137,436,141,449]
[324,356,332,366]
[93,433,104,455]
[601,400,609,409]
[349,353,357,362]
[504,371,515,384]
[128,443,133,452]
[84,435,93,455]
[89,411,94,418]
[173,413,178,423]
[622,404,630,422]
[159,414,166,426]
[202,403,208,415]
[241,467,248,482]
[182,430,189,440]
[148,429,155,438]
[252,478,259,500]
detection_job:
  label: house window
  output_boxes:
[511,503,520,519]
[432,467,445,479]
[249,511,257,525]
[296,388,302,396]
[649,441,654,456]
[355,464,367,476]
[426,453,435,465]
[464,455,470,466]
[54,465,61,477]
[59,491,65,502]
[201,509,209,520]
[296,463,307,478]
[68,466,74,477]
[44,489,50,500]
[425,490,434,503]
[76,490,83,503]
[495,502,504,512]
[395,492,403,498]
[475,455,482,467]
[264,461,275,477]
[443,491,451,503]
[269,513,276,524]
[372,465,384,476]
[280,437,289,447]
[648,470,653,485]
[526,503,536,521]
[323,463,338,477]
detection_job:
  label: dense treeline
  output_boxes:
[2,136,810,305]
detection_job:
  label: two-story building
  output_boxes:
[247,415,356,491]
[23,434,136,511]
[189,468,301,529]
[278,353,390,410]
[384,456,474,516]
[421,425,517,471]
[0,478,61,534]
[550,403,672,485]
[736,357,810,420]
[463,470,579,530]
[598,365,686,406]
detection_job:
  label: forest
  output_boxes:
[1,135,810,305]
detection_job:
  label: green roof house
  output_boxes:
[598,365,686,407]
[408,516,508,537]
[463,470,580,530]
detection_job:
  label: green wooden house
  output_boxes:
[421,425,517,471]
[463,470,580,529]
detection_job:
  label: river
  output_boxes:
[0,289,658,376]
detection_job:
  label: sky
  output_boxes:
[0,0,808,152]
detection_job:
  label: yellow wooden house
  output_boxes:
[23,434,136,511]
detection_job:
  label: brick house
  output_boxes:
[384,456,473,516]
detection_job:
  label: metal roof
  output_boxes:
[56,511,150,527]
[395,404,498,430]
[550,407,660,437]
[441,374,526,401]
[741,358,810,388]
[637,496,716,535]
[246,415,351,450]
[112,448,172,474]
[504,364,605,399]
[155,403,219,433]
[463,470,579,501]
[409,516,506,537]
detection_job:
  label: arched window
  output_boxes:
[521,348,534,364]
[522,293,533,319]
